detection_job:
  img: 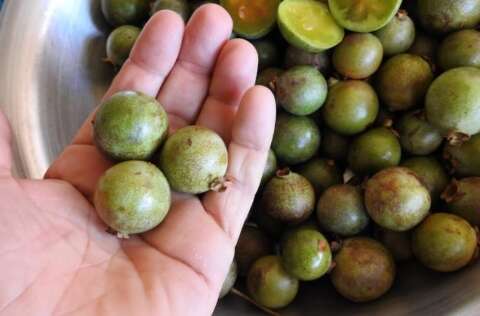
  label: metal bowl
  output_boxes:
[0,1,479,315]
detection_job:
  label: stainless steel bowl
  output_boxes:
[0,1,479,315]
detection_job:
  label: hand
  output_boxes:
[0,5,276,316]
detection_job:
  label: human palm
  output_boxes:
[0,5,275,316]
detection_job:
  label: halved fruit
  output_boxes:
[278,0,344,53]
[220,0,281,39]
[328,0,402,33]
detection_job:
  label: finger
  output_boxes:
[202,86,276,241]
[157,4,233,131]
[0,110,12,176]
[196,39,258,142]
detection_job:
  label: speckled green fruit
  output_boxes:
[297,158,342,195]
[106,25,141,67]
[322,80,379,135]
[219,260,237,298]
[374,11,415,56]
[408,32,438,62]
[443,178,480,227]
[94,161,171,236]
[247,256,299,309]
[284,45,331,75]
[235,226,273,276]
[365,167,431,232]
[158,126,228,194]
[94,91,168,161]
[276,66,327,116]
[376,229,412,261]
[253,40,281,71]
[261,170,316,224]
[348,127,401,175]
[261,149,278,186]
[426,67,480,137]
[412,213,478,272]
[101,0,150,26]
[281,227,332,281]
[444,134,480,177]
[417,0,480,34]
[272,112,321,165]
[151,0,190,21]
[331,237,396,303]
[320,129,350,161]
[333,33,383,79]
[317,184,369,236]
[256,68,283,89]
[397,111,443,156]
[376,54,433,112]
[438,29,480,71]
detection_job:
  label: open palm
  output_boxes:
[0,5,276,316]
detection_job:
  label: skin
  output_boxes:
[106,25,141,66]
[1,6,276,316]
[417,0,480,33]
[101,0,150,26]
[438,29,480,70]
[151,0,190,21]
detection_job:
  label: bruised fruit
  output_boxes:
[261,149,278,186]
[320,129,350,162]
[94,161,171,237]
[101,0,150,26]
[220,260,238,298]
[438,29,480,71]
[253,39,281,71]
[376,229,412,261]
[297,158,342,195]
[150,0,190,21]
[407,32,438,62]
[331,237,396,303]
[397,111,443,156]
[412,213,478,272]
[442,178,480,227]
[374,10,415,56]
[256,67,283,89]
[444,134,480,177]
[284,45,331,75]
[235,226,273,276]
[106,25,141,67]
[158,126,228,194]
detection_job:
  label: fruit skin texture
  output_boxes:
[376,229,412,261]
[397,111,443,156]
[260,149,278,186]
[426,67,480,137]
[276,66,328,116]
[272,112,321,165]
[297,158,342,195]
[331,237,396,303]
[444,134,480,177]
[375,54,433,112]
[281,227,332,281]
[320,129,349,161]
[317,184,369,236]
[150,0,190,21]
[94,91,168,161]
[219,260,237,298]
[106,25,141,67]
[412,213,478,272]
[101,0,150,26]
[94,161,171,236]
[438,29,480,71]
[158,126,228,194]
[247,256,299,309]
[417,0,480,34]
[443,178,480,227]
[333,33,383,79]
[256,68,283,89]
[322,80,379,135]
[365,167,431,232]
[374,12,415,56]
[235,226,273,276]
[253,40,281,71]
[284,46,331,75]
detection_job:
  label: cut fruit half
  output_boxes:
[278,0,344,53]
[328,0,402,33]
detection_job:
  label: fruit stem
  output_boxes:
[276,168,290,178]
[396,9,408,20]
[231,288,281,316]
[446,131,470,146]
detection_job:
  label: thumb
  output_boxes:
[0,110,12,175]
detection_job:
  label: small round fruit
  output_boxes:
[442,178,480,227]
[284,45,331,75]
[407,32,438,62]
[348,127,401,175]
[253,40,281,71]
[219,260,237,298]
[106,25,141,67]
[261,149,278,186]
[297,158,342,195]
[438,29,480,71]
[426,67,480,137]
[94,161,171,237]
[272,112,321,165]
[397,111,443,156]
[374,10,415,56]
[365,167,431,231]
[158,126,228,194]
[94,91,168,161]
[256,68,283,89]
[261,170,316,224]
[331,237,396,303]
[412,213,478,272]
[281,227,332,281]
[320,129,350,161]
[317,184,369,236]
[235,226,273,276]
[376,229,412,261]
[375,54,433,112]
[101,0,150,26]
[333,33,383,79]
[322,80,379,135]
[150,0,190,21]
[444,134,480,177]
[247,256,299,309]
[276,66,327,116]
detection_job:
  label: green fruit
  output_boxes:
[365,167,431,232]
[444,133,480,177]
[438,29,480,71]
[328,0,403,32]
[397,111,443,156]
[317,184,369,236]
[235,226,273,276]
[376,229,412,261]
[320,129,350,161]
[281,227,332,281]
[374,10,415,56]
[276,66,327,116]
[407,32,438,62]
[297,158,342,195]
[101,0,150,26]
[220,0,281,39]
[412,213,478,272]
[332,33,383,79]
[322,80,379,135]
[284,45,331,75]
[331,237,396,303]
[106,25,141,67]
[253,39,281,71]
[256,67,283,89]
[348,127,401,175]
[158,126,228,194]
[425,67,480,137]
[261,149,278,186]
[375,54,433,112]
[151,0,190,21]
[219,260,237,298]
[261,170,316,224]
[94,91,168,161]
[247,256,299,309]
[272,112,321,165]
[94,161,171,237]
[442,178,480,227]
[278,0,344,53]
[417,0,480,34]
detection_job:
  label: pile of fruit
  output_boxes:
[98,0,480,313]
